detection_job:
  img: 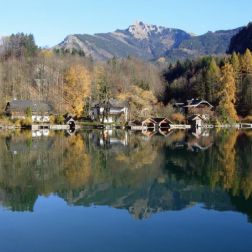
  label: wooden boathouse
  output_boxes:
[141,117,173,131]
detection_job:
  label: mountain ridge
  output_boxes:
[55,21,242,61]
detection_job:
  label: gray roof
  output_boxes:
[185,99,213,108]
[91,99,129,109]
[6,100,52,113]
[108,99,129,108]
[188,115,205,121]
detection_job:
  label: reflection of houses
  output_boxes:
[32,129,50,137]
[141,129,157,138]
[5,100,52,122]
[187,129,213,151]
[90,99,129,123]
[6,135,54,154]
[175,99,214,119]
[158,128,174,137]
[91,130,129,151]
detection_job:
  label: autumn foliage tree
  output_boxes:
[205,58,221,104]
[217,63,238,121]
[241,49,252,74]
[63,64,91,117]
[117,86,157,120]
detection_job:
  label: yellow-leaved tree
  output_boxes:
[217,63,238,121]
[63,64,91,116]
[241,49,252,74]
[117,86,157,120]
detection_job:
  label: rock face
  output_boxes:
[228,22,252,54]
[55,21,242,61]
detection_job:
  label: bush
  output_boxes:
[241,116,252,123]
[49,115,56,124]
[55,115,65,124]
[20,117,32,127]
[14,119,21,127]
[155,103,175,118]
[0,115,12,125]
[170,113,185,123]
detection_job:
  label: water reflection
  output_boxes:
[0,129,252,221]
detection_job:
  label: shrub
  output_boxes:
[0,114,14,125]
[170,113,185,123]
[20,117,32,127]
[55,115,65,124]
[49,115,56,124]
[241,116,252,123]
[155,103,175,118]
[14,119,21,127]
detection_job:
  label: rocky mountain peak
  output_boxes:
[54,22,241,62]
[127,21,166,40]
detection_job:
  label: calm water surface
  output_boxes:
[0,129,252,252]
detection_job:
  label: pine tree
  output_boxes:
[231,52,241,75]
[93,66,111,122]
[240,49,252,115]
[205,58,220,104]
[217,63,238,121]
[241,49,252,74]
[231,52,242,112]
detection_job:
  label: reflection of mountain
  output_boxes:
[60,176,236,220]
[0,130,252,222]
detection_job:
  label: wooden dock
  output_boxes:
[214,123,252,129]
[170,124,191,129]
[32,124,70,130]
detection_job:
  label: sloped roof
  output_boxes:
[184,99,213,108]
[91,99,129,108]
[108,99,129,108]
[142,117,169,124]
[188,115,205,121]
[6,100,52,113]
[128,120,142,126]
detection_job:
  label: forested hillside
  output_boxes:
[163,50,252,118]
[228,22,252,54]
[0,32,252,124]
[0,33,166,120]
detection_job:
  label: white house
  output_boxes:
[5,100,52,123]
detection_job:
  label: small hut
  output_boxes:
[65,116,76,130]
[159,118,173,129]
[188,115,205,129]
[128,120,142,130]
[142,117,172,130]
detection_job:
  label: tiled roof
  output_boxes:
[6,100,52,113]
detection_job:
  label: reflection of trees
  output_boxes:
[236,132,252,199]
[63,135,91,188]
[0,131,92,210]
[218,131,239,191]
[115,136,158,169]
[164,130,252,201]
[0,130,252,222]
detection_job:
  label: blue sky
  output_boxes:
[0,0,251,47]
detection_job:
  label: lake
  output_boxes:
[0,129,252,252]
